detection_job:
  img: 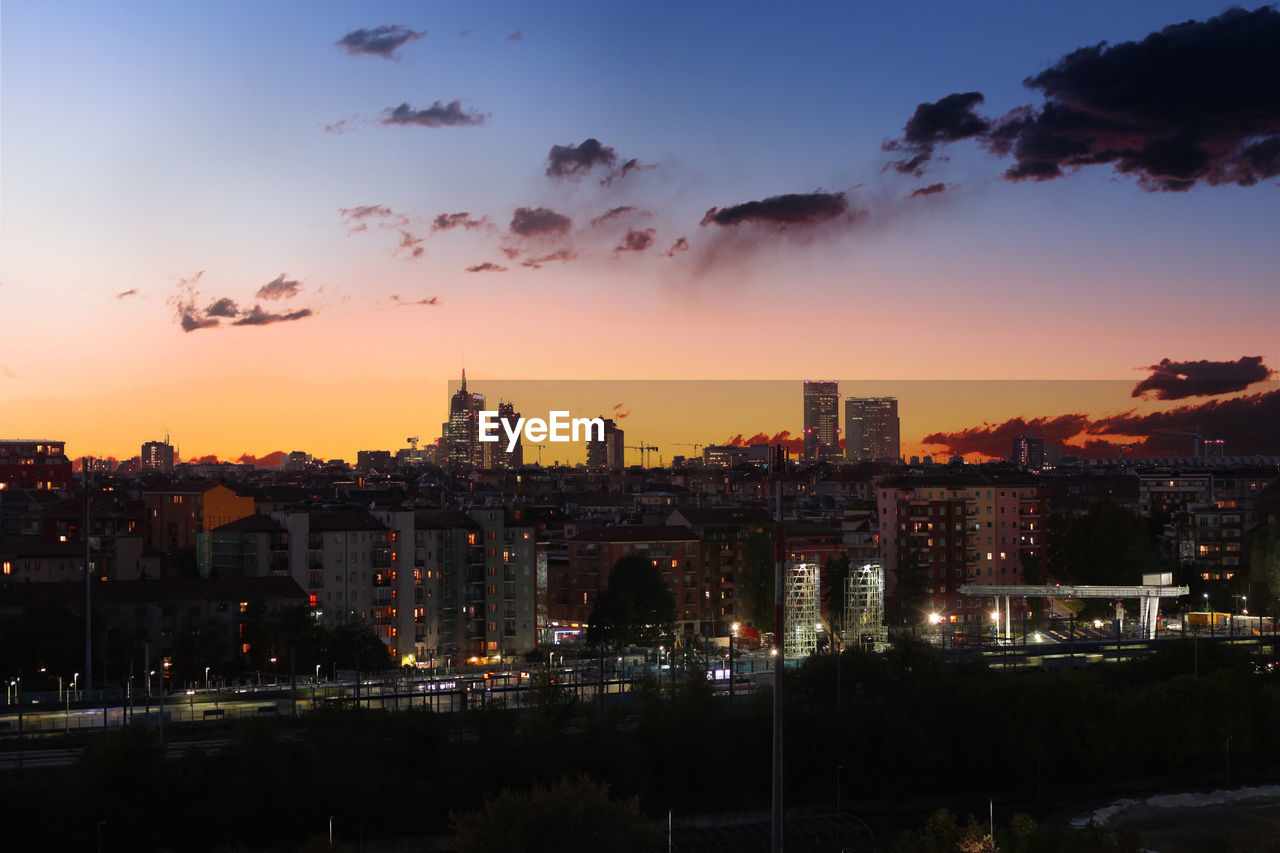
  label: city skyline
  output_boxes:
[3,2,1278,461]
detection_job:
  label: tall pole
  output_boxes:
[83,459,93,692]
[772,447,785,853]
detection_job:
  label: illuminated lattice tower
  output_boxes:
[784,561,820,658]
[845,562,887,652]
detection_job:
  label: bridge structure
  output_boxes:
[959,577,1190,640]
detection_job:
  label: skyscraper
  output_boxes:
[586,418,624,471]
[845,397,900,462]
[802,381,840,462]
[444,370,486,466]
[141,438,176,473]
[1011,435,1046,470]
[492,400,523,469]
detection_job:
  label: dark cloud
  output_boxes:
[380,100,486,128]
[232,305,313,326]
[883,92,990,176]
[336,25,425,59]
[256,274,301,301]
[324,116,359,135]
[509,206,572,238]
[432,212,490,232]
[205,297,240,318]
[1132,356,1274,400]
[116,288,138,299]
[589,206,643,227]
[544,138,656,184]
[922,414,1094,458]
[700,191,850,229]
[907,183,949,198]
[499,247,522,259]
[169,270,316,333]
[546,138,617,179]
[665,237,689,257]
[507,30,523,41]
[722,431,805,455]
[614,227,656,254]
[922,390,1280,458]
[466,262,508,273]
[520,249,577,270]
[887,8,1280,191]
[397,230,425,259]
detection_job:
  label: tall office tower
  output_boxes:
[444,370,486,465]
[141,438,176,473]
[845,397,900,462]
[586,418,624,471]
[1011,435,1046,471]
[491,400,524,469]
[802,381,840,462]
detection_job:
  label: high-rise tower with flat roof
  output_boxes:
[845,397,900,462]
[802,381,840,462]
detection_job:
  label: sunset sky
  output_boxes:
[2,2,1277,463]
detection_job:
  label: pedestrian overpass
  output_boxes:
[959,574,1189,640]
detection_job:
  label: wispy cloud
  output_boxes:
[520,249,577,270]
[116,288,139,300]
[324,115,360,135]
[507,30,523,42]
[589,206,647,227]
[466,262,508,273]
[432,212,491,232]
[233,305,313,326]
[390,294,441,306]
[397,230,425,259]
[256,274,301,301]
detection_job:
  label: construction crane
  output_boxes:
[406,435,420,451]
[1115,442,1136,459]
[672,442,704,453]
[1153,428,1205,458]
[625,443,659,468]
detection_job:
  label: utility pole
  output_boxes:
[771,445,785,853]
[83,459,93,692]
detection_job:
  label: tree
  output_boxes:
[823,555,851,637]
[890,550,929,624]
[1050,500,1158,586]
[587,554,675,647]
[739,531,776,630]
[452,777,657,853]
[1251,518,1280,615]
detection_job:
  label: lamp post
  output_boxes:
[1205,593,1214,638]
[729,623,739,701]
[204,666,210,690]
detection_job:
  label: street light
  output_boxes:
[729,623,740,700]
[204,666,210,690]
